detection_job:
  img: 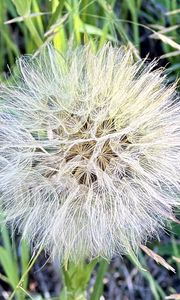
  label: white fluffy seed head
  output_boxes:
[0,44,180,262]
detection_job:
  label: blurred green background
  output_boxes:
[0,0,180,299]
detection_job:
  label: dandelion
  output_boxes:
[0,44,180,262]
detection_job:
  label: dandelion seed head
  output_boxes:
[0,44,180,262]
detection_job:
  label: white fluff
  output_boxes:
[0,44,180,262]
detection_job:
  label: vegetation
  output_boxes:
[0,0,180,299]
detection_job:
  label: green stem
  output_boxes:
[9,247,43,300]
[90,259,109,300]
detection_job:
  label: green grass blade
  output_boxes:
[48,0,66,28]
[11,0,43,47]
[12,0,31,15]
[47,0,67,51]
[126,0,140,49]
[31,0,44,36]
[80,23,117,42]
[9,247,43,300]
[20,239,30,290]
[0,246,19,289]
[90,260,109,300]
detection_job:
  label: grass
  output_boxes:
[0,212,30,300]
[0,0,180,299]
